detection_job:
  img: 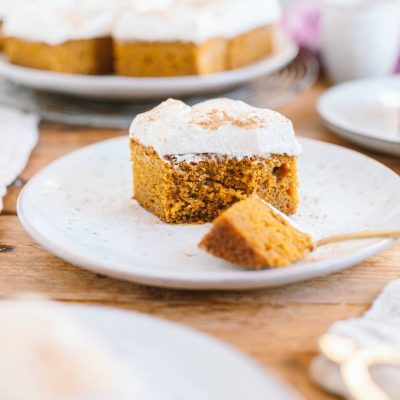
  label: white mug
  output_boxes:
[321,0,400,83]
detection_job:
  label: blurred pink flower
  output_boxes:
[282,0,321,53]
[282,1,400,73]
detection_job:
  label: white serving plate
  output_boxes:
[56,304,300,399]
[0,33,298,100]
[18,137,400,290]
[317,76,400,156]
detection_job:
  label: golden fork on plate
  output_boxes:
[319,334,400,400]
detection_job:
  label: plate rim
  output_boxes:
[0,32,298,99]
[37,302,299,399]
[317,76,400,149]
[320,117,400,156]
[17,136,400,290]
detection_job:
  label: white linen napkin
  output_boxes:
[310,280,400,399]
[0,107,39,213]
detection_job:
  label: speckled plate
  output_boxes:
[17,137,400,290]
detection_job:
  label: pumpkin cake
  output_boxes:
[0,1,13,51]
[129,98,302,224]
[0,20,4,51]
[3,2,115,74]
[199,195,313,269]
[113,0,281,77]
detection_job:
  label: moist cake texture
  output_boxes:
[2,0,282,76]
[3,2,115,74]
[0,1,17,51]
[113,0,281,77]
[4,37,113,74]
[199,195,313,268]
[115,26,276,77]
[130,98,301,224]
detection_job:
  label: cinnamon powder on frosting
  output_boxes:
[192,109,267,131]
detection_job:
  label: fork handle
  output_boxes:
[315,230,400,248]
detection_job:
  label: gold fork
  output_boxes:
[315,230,400,249]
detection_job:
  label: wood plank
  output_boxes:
[0,215,370,399]
[1,215,399,305]
[2,81,398,215]
[1,79,399,400]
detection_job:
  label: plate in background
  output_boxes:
[318,76,400,156]
[17,137,400,290]
[0,33,298,100]
[60,304,300,399]
[0,51,319,129]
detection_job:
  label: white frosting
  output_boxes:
[3,0,121,44]
[0,1,14,20]
[3,0,281,44]
[130,98,301,158]
[113,0,282,43]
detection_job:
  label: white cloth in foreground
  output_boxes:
[0,107,39,213]
[311,280,400,399]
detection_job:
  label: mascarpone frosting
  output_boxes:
[113,0,282,43]
[0,1,14,20]
[3,0,281,45]
[130,98,302,158]
[3,0,121,44]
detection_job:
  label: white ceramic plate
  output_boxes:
[317,76,400,156]
[18,137,400,290]
[59,304,300,399]
[0,33,298,100]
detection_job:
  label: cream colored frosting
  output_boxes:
[3,0,281,45]
[3,0,121,44]
[114,0,282,43]
[0,1,12,20]
[130,98,301,159]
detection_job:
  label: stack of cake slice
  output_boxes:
[2,0,282,76]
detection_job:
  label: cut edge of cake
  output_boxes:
[130,139,299,224]
[130,98,301,224]
[199,195,314,269]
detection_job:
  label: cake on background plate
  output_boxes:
[113,0,282,77]
[200,195,313,269]
[130,98,301,224]
[0,0,15,50]
[3,1,116,74]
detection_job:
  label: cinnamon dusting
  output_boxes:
[192,109,267,130]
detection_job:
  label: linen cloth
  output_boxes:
[311,280,400,399]
[0,107,39,213]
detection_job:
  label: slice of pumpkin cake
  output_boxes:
[129,98,302,224]
[199,195,313,269]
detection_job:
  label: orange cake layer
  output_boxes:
[130,140,299,224]
[0,21,4,51]
[200,195,313,269]
[115,25,276,77]
[4,37,113,74]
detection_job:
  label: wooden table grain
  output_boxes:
[1,80,399,400]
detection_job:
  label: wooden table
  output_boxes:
[1,80,399,399]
